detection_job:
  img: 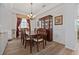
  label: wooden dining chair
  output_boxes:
[24,34,31,48]
[21,28,26,45]
[33,28,47,52]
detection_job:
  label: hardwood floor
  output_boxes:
[3,38,79,55]
[3,38,54,55]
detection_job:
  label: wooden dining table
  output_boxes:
[29,32,37,53]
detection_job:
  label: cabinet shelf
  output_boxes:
[39,15,53,41]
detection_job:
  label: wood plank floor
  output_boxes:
[3,39,79,55]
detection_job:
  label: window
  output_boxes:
[20,18,29,28]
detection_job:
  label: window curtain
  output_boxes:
[16,18,22,38]
[26,19,30,34]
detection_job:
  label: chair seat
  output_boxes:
[25,38,30,40]
[33,38,43,42]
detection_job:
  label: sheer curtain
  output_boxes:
[26,19,30,34]
[16,18,22,38]
[20,18,30,35]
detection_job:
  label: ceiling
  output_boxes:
[0,3,60,16]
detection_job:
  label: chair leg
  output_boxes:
[45,40,46,46]
[23,36,25,45]
[24,40,27,48]
[43,40,45,49]
[22,39,23,44]
[45,38,47,46]
[37,42,39,52]
[21,36,23,43]
[23,39,25,45]
[21,37,22,42]
[32,40,35,46]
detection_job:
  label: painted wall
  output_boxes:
[0,5,17,39]
[64,4,78,50]
[33,4,65,44]
[0,3,78,50]
[32,4,78,50]
[0,33,9,54]
[0,5,17,54]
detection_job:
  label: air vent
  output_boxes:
[42,5,46,8]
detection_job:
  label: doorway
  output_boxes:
[16,17,30,38]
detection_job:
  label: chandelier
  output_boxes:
[27,3,36,20]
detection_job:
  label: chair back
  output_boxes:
[21,28,26,39]
[37,28,47,39]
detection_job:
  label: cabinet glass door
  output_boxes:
[45,20,49,29]
[41,20,44,28]
[50,19,53,28]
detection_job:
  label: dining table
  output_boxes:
[29,32,37,53]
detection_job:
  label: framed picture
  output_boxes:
[54,15,63,25]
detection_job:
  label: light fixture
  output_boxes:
[27,3,36,20]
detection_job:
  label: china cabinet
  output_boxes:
[39,15,53,41]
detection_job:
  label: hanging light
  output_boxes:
[27,3,36,20]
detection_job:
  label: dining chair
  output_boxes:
[21,28,26,45]
[33,28,47,52]
[24,34,31,48]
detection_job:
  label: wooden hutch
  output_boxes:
[39,15,53,41]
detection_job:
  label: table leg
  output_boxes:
[30,37,32,53]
